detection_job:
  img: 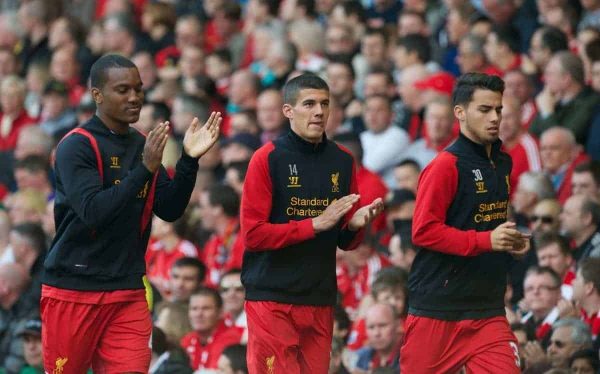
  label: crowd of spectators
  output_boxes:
[1,0,600,373]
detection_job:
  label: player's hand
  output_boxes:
[143,121,169,173]
[491,222,527,252]
[348,197,384,231]
[313,194,360,233]
[183,112,221,158]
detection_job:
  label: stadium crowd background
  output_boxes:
[1,0,600,373]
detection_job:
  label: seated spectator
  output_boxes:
[547,318,593,369]
[511,171,555,228]
[0,75,37,152]
[256,89,287,144]
[511,322,533,371]
[539,127,587,204]
[521,266,562,345]
[535,233,575,300]
[198,185,244,288]
[49,46,86,107]
[568,349,599,374]
[221,133,261,167]
[228,111,260,137]
[150,326,193,374]
[355,303,401,372]
[5,189,46,226]
[13,156,53,199]
[572,258,600,351]
[146,215,199,298]
[530,199,562,242]
[38,80,77,142]
[154,301,192,348]
[0,262,33,372]
[224,160,249,196]
[392,159,420,193]
[388,233,416,272]
[385,188,415,243]
[217,344,248,374]
[360,94,410,187]
[530,52,600,145]
[503,69,537,130]
[484,25,522,76]
[560,194,600,262]
[181,288,243,371]
[168,257,207,304]
[219,269,246,329]
[500,96,542,195]
[528,26,569,78]
[571,161,600,199]
[17,317,43,374]
[401,96,456,169]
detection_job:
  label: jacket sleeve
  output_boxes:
[153,150,199,222]
[241,144,315,251]
[412,152,492,256]
[55,134,152,228]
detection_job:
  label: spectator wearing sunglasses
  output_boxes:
[547,318,592,369]
[530,199,562,241]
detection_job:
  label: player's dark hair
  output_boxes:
[283,73,329,105]
[191,286,223,309]
[171,257,207,281]
[452,73,504,107]
[90,54,137,89]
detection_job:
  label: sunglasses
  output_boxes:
[550,339,566,348]
[220,286,244,293]
[530,215,554,224]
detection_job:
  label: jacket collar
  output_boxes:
[456,132,503,161]
[287,130,328,153]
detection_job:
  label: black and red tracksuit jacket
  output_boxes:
[240,131,364,306]
[43,115,199,291]
[409,132,513,320]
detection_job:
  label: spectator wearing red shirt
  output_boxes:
[535,233,576,300]
[484,25,523,76]
[146,215,199,298]
[198,185,244,288]
[219,269,247,329]
[0,75,37,152]
[504,69,538,131]
[168,257,207,304]
[181,288,244,371]
[500,96,542,196]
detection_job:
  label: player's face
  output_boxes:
[93,67,143,127]
[189,294,221,333]
[219,273,245,316]
[457,89,502,146]
[284,88,330,144]
[170,266,201,302]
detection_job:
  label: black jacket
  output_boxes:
[409,133,513,320]
[43,116,198,291]
[241,131,363,306]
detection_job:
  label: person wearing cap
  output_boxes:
[17,318,43,374]
[241,74,383,373]
[39,79,77,142]
[401,73,530,373]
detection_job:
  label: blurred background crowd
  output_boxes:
[1,0,600,373]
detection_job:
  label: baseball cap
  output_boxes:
[43,80,69,97]
[385,188,416,208]
[222,133,262,151]
[414,72,456,97]
[17,317,42,337]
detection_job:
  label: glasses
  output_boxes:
[549,339,567,348]
[524,285,560,293]
[220,286,244,293]
[530,215,554,224]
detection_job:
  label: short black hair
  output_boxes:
[452,73,504,107]
[538,26,568,54]
[171,257,207,281]
[207,184,240,217]
[226,161,249,183]
[283,73,329,105]
[397,34,431,63]
[569,349,600,372]
[14,155,50,174]
[492,25,520,54]
[90,54,137,89]
[574,161,600,186]
[339,0,367,23]
[327,56,355,80]
[333,131,363,164]
[221,344,248,373]
[395,158,421,173]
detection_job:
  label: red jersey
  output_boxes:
[336,252,391,318]
[504,133,541,196]
[146,237,199,293]
[180,321,244,370]
[201,219,244,288]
